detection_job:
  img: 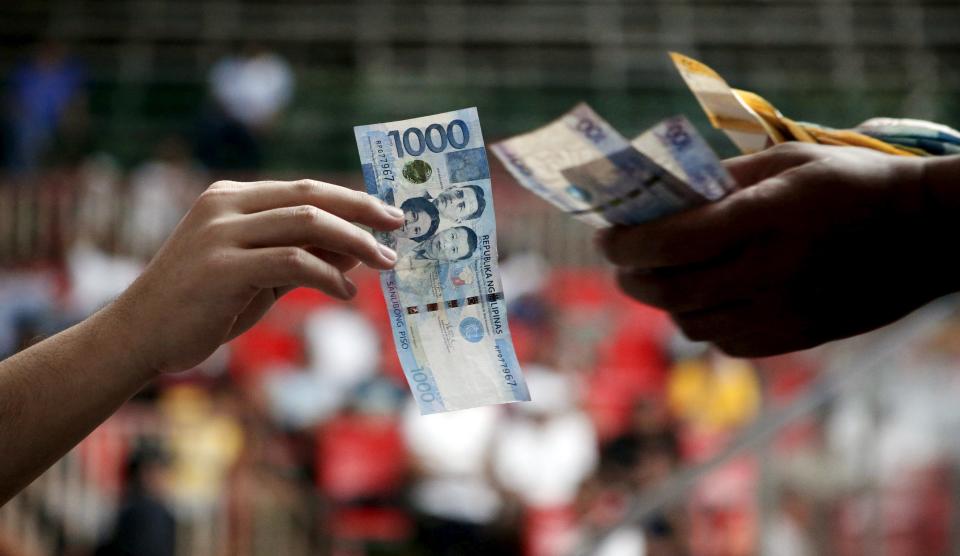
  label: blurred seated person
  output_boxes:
[402,403,518,556]
[197,42,294,172]
[95,442,175,556]
[4,40,88,173]
[124,136,203,259]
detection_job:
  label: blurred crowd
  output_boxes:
[3,41,960,556]
[1,40,293,178]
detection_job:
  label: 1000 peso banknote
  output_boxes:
[355,108,529,414]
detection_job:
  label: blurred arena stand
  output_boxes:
[2,1,960,555]
[1,0,959,169]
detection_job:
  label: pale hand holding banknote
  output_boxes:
[355,108,529,414]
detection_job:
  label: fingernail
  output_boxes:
[384,204,404,218]
[378,243,398,263]
[344,278,358,298]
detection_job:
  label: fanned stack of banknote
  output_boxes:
[669,52,960,157]
[491,105,737,229]
[355,52,960,414]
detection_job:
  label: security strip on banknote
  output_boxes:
[491,104,736,228]
[355,108,529,414]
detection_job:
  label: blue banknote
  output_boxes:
[355,108,529,414]
[490,103,644,227]
[633,115,737,201]
[491,104,718,228]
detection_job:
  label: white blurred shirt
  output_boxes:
[402,404,503,523]
[210,53,294,128]
[493,365,598,508]
[125,161,193,257]
[493,411,597,508]
[265,308,381,428]
[66,242,142,318]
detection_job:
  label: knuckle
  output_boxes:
[204,249,234,274]
[723,186,768,227]
[356,227,380,253]
[293,205,325,225]
[816,160,843,182]
[197,187,227,206]
[353,188,376,209]
[209,180,236,190]
[202,215,231,239]
[345,226,379,259]
[195,186,236,213]
[279,247,307,270]
[293,179,323,196]
[771,141,808,156]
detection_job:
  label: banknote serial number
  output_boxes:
[388,119,470,157]
[495,344,518,388]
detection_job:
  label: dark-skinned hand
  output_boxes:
[599,142,960,357]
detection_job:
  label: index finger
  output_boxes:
[214,179,403,231]
[723,142,818,187]
[598,191,759,269]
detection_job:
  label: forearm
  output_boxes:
[0,300,155,504]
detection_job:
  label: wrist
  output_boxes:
[84,293,164,382]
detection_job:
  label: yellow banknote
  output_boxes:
[669,52,781,154]
[671,52,920,157]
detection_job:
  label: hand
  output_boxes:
[104,179,403,374]
[599,143,953,357]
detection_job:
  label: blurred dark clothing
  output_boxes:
[5,46,87,172]
[602,430,679,471]
[415,514,519,556]
[95,487,176,556]
[195,107,262,173]
[97,441,175,556]
[195,47,293,173]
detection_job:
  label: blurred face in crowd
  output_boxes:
[435,185,483,222]
[421,226,476,262]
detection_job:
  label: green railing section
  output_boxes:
[1,0,958,171]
